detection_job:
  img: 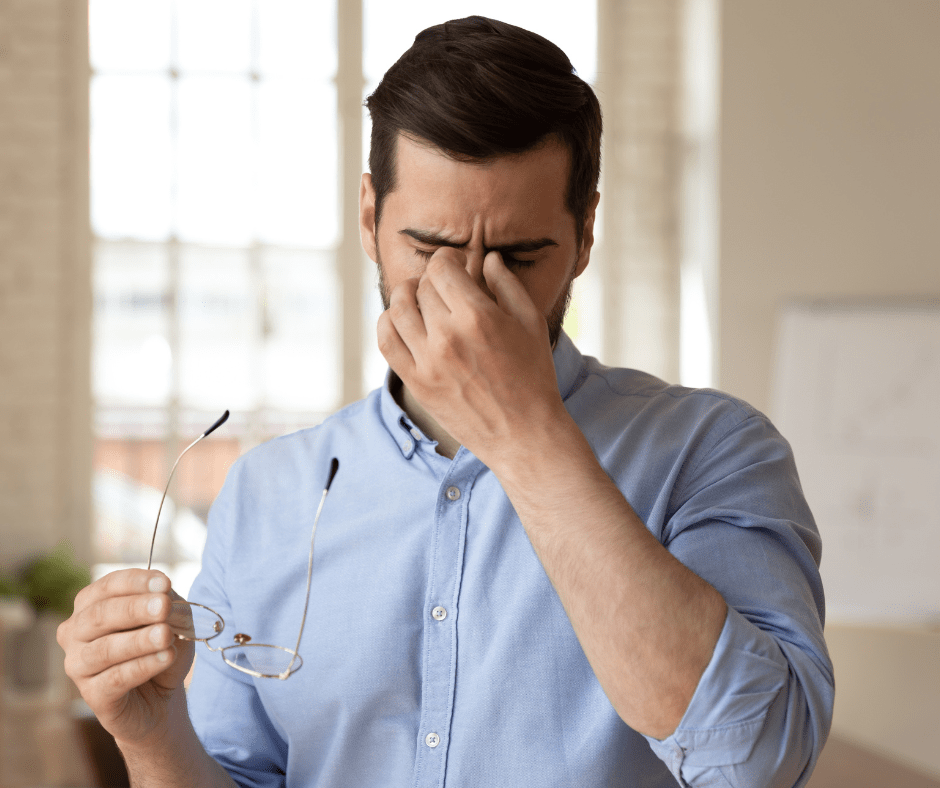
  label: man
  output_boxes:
[58,17,833,787]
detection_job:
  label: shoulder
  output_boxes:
[570,354,770,448]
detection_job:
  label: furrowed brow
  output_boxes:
[400,229,469,248]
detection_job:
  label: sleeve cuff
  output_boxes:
[644,605,788,773]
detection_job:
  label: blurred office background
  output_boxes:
[1,1,938,786]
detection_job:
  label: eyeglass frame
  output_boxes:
[146,410,339,680]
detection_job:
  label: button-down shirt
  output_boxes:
[187,332,834,787]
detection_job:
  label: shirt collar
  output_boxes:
[379,330,586,458]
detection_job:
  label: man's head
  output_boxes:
[364,16,602,245]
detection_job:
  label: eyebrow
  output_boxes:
[400,228,558,256]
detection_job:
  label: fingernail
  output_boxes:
[149,626,162,646]
[148,575,169,593]
[156,649,170,663]
[147,597,162,616]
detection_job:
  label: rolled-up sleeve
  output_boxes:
[645,411,835,787]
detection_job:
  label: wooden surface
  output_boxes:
[807,735,940,788]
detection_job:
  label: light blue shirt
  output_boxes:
[187,332,834,788]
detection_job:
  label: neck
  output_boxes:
[390,375,461,459]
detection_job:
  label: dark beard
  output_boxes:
[376,261,574,350]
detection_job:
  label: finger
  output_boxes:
[85,645,179,707]
[414,272,451,326]
[482,251,539,319]
[72,623,174,680]
[73,569,170,613]
[387,277,427,344]
[74,590,172,643]
[425,254,494,313]
[377,308,417,382]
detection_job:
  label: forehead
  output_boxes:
[386,134,573,238]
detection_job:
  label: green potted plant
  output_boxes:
[3,542,90,691]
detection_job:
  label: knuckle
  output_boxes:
[433,331,462,364]
[99,569,122,596]
[55,619,70,647]
[83,637,107,672]
[101,664,128,697]
[463,310,487,337]
[62,650,80,680]
[73,579,97,610]
[388,298,412,322]
[376,331,394,358]
[72,585,88,609]
[416,276,434,297]
[90,599,108,630]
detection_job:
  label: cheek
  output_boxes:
[377,236,422,284]
[518,266,570,314]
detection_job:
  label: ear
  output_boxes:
[359,173,378,263]
[574,191,601,278]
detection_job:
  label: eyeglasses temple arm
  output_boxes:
[147,410,230,571]
[281,457,339,678]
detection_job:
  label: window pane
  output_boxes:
[177,0,253,74]
[257,80,338,247]
[90,0,171,73]
[91,75,173,240]
[178,246,258,410]
[261,248,339,411]
[94,469,204,564]
[258,0,336,79]
[177,76,254,244]
[93,242,171,406]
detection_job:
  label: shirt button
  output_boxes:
[410,427,422,440]
[445,486,461,501]
[402,440,413,453]
[432,606,447,621]
[425,732,441,748]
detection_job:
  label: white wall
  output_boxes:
[719,0,940,777]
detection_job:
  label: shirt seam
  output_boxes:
[668,411,774,522]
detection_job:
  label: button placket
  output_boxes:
[414,468,478,785]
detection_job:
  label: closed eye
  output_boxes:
[413,247,536,268]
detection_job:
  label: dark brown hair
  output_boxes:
[365,16,602,242]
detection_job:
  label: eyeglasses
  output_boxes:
[147,410,339,680]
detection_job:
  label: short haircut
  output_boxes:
[365,16,602,243]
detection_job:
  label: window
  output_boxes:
[90,0,340,593]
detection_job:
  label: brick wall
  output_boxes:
[0,0,92,569]
[596,0,683,383]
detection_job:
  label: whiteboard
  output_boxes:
[770,301,940,627]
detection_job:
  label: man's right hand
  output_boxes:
[57,569,195,747]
